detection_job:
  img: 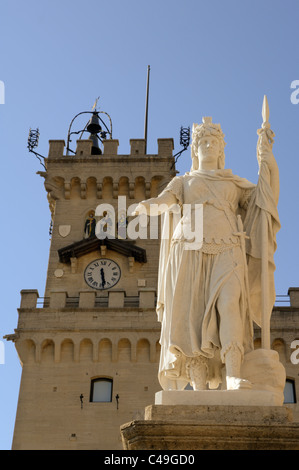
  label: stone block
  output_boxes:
[288,287,299,307]
[139,289,156,308]
[49,291,67,308]
[108,290,124,308]
[155,389,282,407]
[103,139,119,155]
[120,404,299,450]
[145,403,293,424]
[75,140,93,156]
[130,139,146,155]
[79,290,96,308]
[20,290,39,308]
[157,138,174,157]
[48,140,65,158]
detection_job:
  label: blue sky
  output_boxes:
[1,0,299,449]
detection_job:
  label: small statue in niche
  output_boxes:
[117,209,128,239]
[96,210,114,239]
[84,211,96,238]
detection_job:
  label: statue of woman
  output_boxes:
[134,117,280,392]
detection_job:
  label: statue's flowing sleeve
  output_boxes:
[156,176,183,323]
[244,162,281,326]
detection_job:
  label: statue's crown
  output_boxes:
[192,117,226,145]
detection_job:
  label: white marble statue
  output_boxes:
[135,104,280,392]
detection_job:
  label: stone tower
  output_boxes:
[8,109,176,450]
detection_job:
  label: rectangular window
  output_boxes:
[90,378,113,402]
[284,379,297,404]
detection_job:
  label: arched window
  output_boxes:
[90,378,113,403]
[284,379,297,404]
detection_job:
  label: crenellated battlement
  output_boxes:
[19,288,156,309]
[47,137,174,159]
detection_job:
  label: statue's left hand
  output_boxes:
[257,130,276,170]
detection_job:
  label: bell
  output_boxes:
[87,112,102,134]
[88,133,102,155]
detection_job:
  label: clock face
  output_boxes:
[84,259,121,290]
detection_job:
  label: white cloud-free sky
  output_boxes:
[1,0,299,449]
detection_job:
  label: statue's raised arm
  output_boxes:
[133,191,178,217]
[245,96,280,351]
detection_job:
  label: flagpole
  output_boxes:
[144,65,150,155]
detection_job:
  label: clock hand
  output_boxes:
[100,268,106,288]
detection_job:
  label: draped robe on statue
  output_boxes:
[156,164,280,391]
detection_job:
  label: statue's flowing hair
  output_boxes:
[190,117,226,171]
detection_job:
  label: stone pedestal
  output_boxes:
[120,393,299,450]
[155,389,282,406]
